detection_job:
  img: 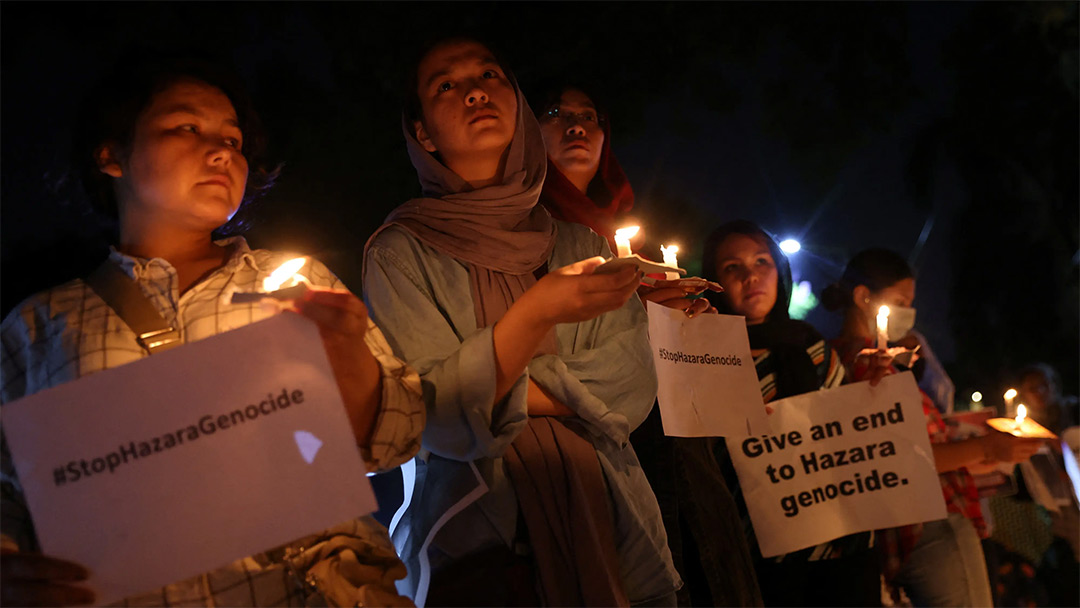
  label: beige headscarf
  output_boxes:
[367,75,557,347]
[368,68,626,606]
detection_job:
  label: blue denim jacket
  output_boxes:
[363,221,681,606]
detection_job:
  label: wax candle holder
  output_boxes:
[594,254,685,277]
[987,406,1057,439]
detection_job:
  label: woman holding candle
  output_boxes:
[534,83,739,606]
[823,248,1044,607]
[362,38,680,606]
[0,51,424,607]
[691,220,879,607]
[534,84,715,319]
[984,362,1079,608]
[1016,363,1079,437]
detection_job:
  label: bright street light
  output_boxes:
[779,239,801,254]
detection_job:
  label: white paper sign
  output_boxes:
[2,313,377,604]
[727,372,946,557]
[647,303,767,437]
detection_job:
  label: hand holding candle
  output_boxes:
[230,257,311,304]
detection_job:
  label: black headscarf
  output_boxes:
[701,220,823,398]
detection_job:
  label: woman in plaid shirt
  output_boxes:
[825,248,1043,607]
[1,51,424,607]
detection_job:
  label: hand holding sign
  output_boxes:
[638,278,721,318]
[293,288,382,446]
[1,314,377,604]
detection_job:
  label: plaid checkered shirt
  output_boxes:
[1,238,423,606]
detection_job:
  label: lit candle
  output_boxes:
[614,226,640,258]
[263,257,307,291]
[230,257,310,304]
[660,244,680,280]
[1015,403,1027,432]
[876,305,890,351]
[1004,388,1017,417]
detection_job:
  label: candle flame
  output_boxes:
[615,226,640,240]
[1016,404,1027,426]
[877,305,890,319]
[263,257,307,292]
[1004,388,1018,401]
[660,244,679,255]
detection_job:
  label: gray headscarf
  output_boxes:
[367,73,557,347]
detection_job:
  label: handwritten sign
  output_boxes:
[2,313,377,604]
[647,304,767,437]
[727,372,945,557]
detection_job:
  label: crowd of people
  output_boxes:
[1,36,1077,608]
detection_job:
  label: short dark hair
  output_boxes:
[821,248,914,312]
[72,49,275,237]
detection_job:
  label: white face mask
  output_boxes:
[868,305,917,341]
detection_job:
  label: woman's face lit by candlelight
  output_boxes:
[412,40,517,182]
[713,233,779,325]
[97,79,249,232]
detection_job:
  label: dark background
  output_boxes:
[3,1,1077,406]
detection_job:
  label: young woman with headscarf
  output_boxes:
[534,84,715,319]
[533,85,756,607]
[695,220,884,606]
[362,38,681,607]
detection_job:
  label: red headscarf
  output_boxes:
[538,120,634,247]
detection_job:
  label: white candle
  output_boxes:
[614,226,639,258]
[660,244,680,280]
[1004,388,1017,417]
[876,305,890,351]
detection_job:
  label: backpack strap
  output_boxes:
[85,260,181,354]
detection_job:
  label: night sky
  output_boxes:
[3,2,1077,401]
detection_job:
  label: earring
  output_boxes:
[863,298,870,303]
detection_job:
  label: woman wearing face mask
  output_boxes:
[823,248,1044,607]
[693,221,881,607]
[362,38,680,607]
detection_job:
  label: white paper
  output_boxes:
[727,372,946,557]
[2,313,377,604]
[647,304,767,437]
